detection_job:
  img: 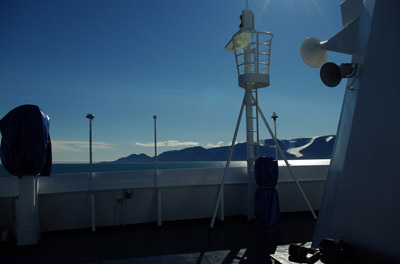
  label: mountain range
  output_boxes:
[110,135,335,163]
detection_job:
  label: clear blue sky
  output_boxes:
[0,0,350,162]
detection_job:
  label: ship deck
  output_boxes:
[0,212,316,264]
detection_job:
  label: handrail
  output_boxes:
[0,162,330,197]
[234,31,273,77]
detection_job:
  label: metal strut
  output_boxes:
[210,96,246,228]
[250,93,317,220]
[210,92,317,228]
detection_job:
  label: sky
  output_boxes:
[0,0,351,163]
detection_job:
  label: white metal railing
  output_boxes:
[234,31,273,77]
[0,160,330,197]
[0,162,328,233]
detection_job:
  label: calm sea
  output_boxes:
[0,161,247,177]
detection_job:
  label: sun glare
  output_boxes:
[260,0,271,18]
[311,0,335,31]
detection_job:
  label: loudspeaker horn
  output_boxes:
[300,37,328,68]
[320,62,342,87]
[320,62,356,87]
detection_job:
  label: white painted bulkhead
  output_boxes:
[312,0,400,260]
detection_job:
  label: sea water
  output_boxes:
[0,161,247,177]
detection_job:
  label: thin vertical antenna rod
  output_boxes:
[153,115,162,226]
[245,0,250,10]
[89,118,93,180]
[90,118,95,232]
[255,89,260,157]
[272,112,278,159]
[154,115,158,178]
[86,113,96,232]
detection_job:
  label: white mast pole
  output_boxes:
[86,113,96,232]
[272,112,278,160]
[154,115,161,226]
[244,45,256,220]
[154,115,158,177]
[210,97,246,228]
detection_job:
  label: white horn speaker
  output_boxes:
[300,37,328,68]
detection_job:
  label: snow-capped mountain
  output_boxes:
[111,135,335,163]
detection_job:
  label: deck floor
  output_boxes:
[0,212,316,264]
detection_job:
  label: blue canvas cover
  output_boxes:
[0,105,52,177]
[254,156,280,235]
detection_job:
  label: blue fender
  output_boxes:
[0,105,52,177]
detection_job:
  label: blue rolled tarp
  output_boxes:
[0,105,52,177]
[254,156,280,235]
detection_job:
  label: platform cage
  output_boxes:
[233,31,274,89]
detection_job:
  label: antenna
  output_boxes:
[245,0,250,10]
[86,113,96,232]
[211,6,317,228]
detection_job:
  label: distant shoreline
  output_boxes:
[0,161,247,177]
